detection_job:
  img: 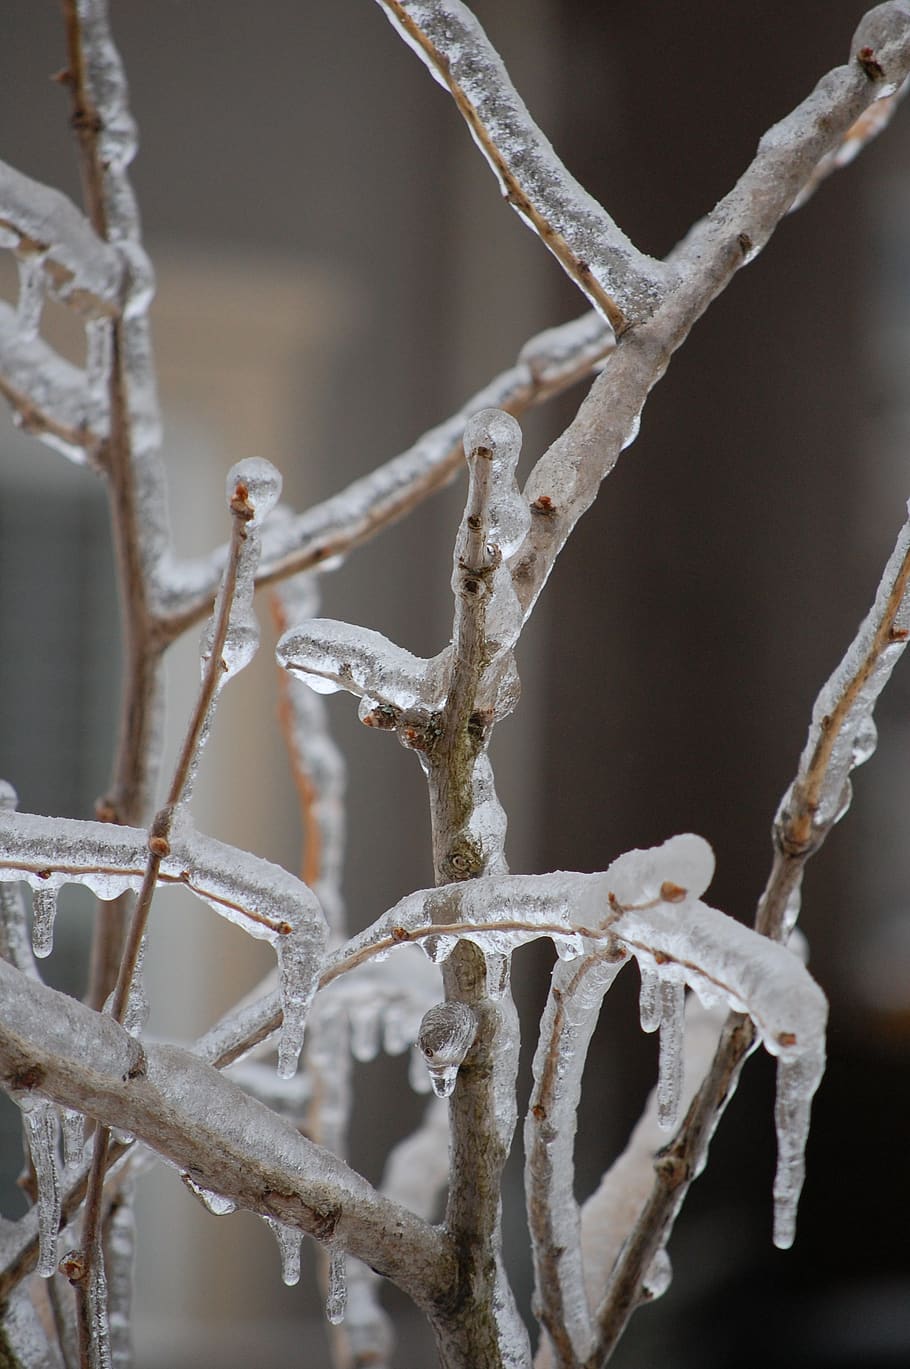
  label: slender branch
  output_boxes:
[373,1,673,332]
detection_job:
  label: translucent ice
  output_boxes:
[277,619,446,711]
[181,1174,237,1216]
[61,1107,86,1168]
[266,1218,302,1286]
[638,965,661,1033]
[461,409,530,560]
[326,1247,347,1325]
[18,1095,61,1278]
[15,252,46,342]
[656,977,685,1130]
[773,1050,825,1249]
[31,886,58,959]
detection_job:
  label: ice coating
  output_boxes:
[0,806,329,1078]
[374,1,671,324]
[0,158,125,313]
[17,1095,61,1278]
[61,1106,86,1168]
[417,1001,477,1097]
[228,456,282,528]
[326,1247,347,1325]
[30,886,58,959]
[778,511,910,837]
[87,1259,113,1369]
[525,950,629,1362]
[266,1218,302,1286]
[462,409,530,560]
[277,619,446,711]
[0,304,98,461]
[656,977,685,1130]
[16,252,46,341]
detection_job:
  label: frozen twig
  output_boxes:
[373,1,673,332]
[0,159,125,316]
[0,306,101,461]
[758,507,910,940]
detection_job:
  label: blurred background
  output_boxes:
[1,1,909,1365]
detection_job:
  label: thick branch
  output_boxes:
[0,959,455,1314]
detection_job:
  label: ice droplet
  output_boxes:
[227,457,282,528]
[266,1218,302,1287]
[417,1001,477,1097]
[181,1174,237,1216]
[657,977,685,1131]
[326,1247,347,1325]
[31,886,58,959]
[18,1096,61,1278]
[638,965,661,1033]
[642,1248,672,1301]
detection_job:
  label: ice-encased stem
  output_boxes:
[373,0,672,330]
[525,948,628,1364]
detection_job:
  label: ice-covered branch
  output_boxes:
[513,3,910,622]
[0,958,455,1312]
[374,0,672,331]
[758,507,910,939]
[0,305,102,461]
[0,806,328,1081]
[789,76,909,213]
[0,158,125,316]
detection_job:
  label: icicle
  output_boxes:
[638,965,662,1032]
[15,252,46,341]
[772,1049,825,1249]
[277,619,446,711]
[656,977,685,1131]
[326,1247,347,1325]
[60,1107,86,1168]
[349,1004,382,1063]
[31,885,58,959]
[85,317,113,412]
[18,1096,61,1278]
[265,1218,302,1287]
[180,1174,237,1216]
[417,1001,477,1098]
